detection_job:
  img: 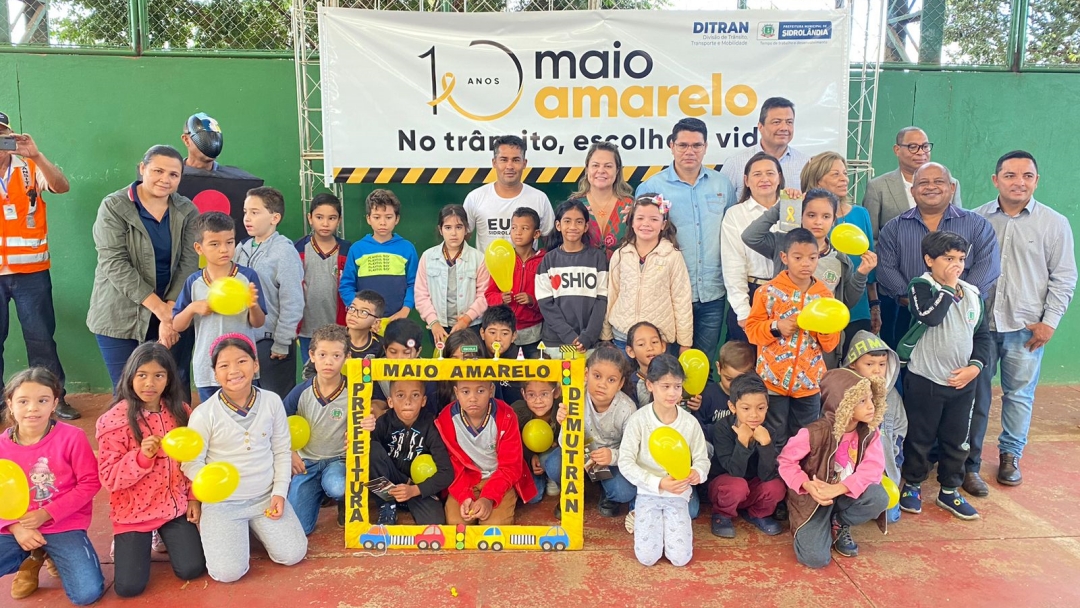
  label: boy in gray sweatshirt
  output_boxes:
[235,186,306,398]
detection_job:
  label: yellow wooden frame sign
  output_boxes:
[344,356,586,551]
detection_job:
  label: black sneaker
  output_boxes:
[553,503,561,521]
[337,501,346,527]
[597,496,619,518]
[773,500,788,522]
[54,399,81,420]
[899,483,922,514]
[936,489,980,520]
[377,502,398,525]
[711,514,735,538]
[832,518,858,557]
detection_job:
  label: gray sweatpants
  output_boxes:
[634,494,693,567]
[792,483,889,569]
[200,493,308,582]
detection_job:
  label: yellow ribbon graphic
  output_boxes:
[428,72,523,122]
[785,205,796,223]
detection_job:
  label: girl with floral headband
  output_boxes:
[602,193,694,355]
[180,333,307,583]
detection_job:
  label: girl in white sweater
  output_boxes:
[602,194,693,353]
[618,354,710,567]
[181,334,307,582]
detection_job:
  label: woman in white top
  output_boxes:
[721,152,785,342]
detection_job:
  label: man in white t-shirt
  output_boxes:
[464,135,554,252]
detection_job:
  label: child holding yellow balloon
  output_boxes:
[0,368,104,605]
[513,380,562,511]
[95,343,206,597]
[778,368,889,568]
[360,379,453,525]
[172,212,267,402]
[745,228,842,451]
[484,207,546,359]
[284,325,353,534]
[415,205,490,345]
[181,334,307,583]
[617,355,710,567]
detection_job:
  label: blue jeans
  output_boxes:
[692,298,726,370]
[95,316,194,402]
[527,447,563,504]
[991,329,1044,459]
[600,465,638,508]
[298,337,311,365]
[0,530,105,605]
[287,457,346,535]
[0,270,67,398]
[197,386,218,402]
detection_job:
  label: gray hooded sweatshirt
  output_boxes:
[844,329,908,486]
[234,231,306,355]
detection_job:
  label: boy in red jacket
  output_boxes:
[485,207,545,359]
[435,379,538,525]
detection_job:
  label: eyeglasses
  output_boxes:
[347,306,378,319]
[673,142,706,152]
[902,142,934,153]
[524,390,555,402]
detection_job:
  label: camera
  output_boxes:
[0,136,16,152]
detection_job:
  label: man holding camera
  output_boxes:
[0,111,79,419]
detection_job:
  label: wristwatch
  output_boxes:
[770,321,782,338]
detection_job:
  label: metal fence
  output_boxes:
[1,0,1075,69]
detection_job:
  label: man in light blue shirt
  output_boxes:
[973,150,1076,487]
[636,118,737,366]
[719,97,809,194]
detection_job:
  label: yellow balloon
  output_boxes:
[288,415,311,452]
[0,459,29,520]
[677,349,710,396]
[797,297,850,334]
[881,475,900,510]
[522,419,555,453]
[830,224,870,256]
[207,276,249,316]
[648,427,691,480]
[485,238,516,293]
[410,454,437,484]
[161,427,204,463]
[192,462,240,503]
[377,317,390,336]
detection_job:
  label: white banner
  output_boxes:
[320,8,849,184]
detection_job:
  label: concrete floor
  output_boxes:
[3,385,1080,607]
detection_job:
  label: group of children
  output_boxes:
[0,182,993,602]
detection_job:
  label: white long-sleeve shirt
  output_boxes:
[181,388,293,501]
[617,404,710,502]
[721,200,777,320]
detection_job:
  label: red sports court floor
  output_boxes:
[3,385,1080,607]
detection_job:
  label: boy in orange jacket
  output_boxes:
[746,228,842,452]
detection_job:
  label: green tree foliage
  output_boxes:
[941,0,1078,65]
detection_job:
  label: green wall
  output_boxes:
[0,53,1077,389]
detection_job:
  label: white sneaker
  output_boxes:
[545,479,560,497]
[624,510,635,534]
[152,530,167,554]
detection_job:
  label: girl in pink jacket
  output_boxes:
[95,343,206,597]
[1,368,103,605]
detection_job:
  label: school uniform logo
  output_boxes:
[331,407,345,420]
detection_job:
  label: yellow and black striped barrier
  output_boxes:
[332,164,726,185]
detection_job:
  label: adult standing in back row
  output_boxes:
[0,111,79,419]
[464,135,554,253]
[719,97,809,196]
[973,151,1076,487]
[637,118,736,365]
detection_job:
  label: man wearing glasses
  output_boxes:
[719,97,809,192]
[636,118,736,367]
[867,127,965,358]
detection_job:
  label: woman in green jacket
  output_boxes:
[86,145,200,397]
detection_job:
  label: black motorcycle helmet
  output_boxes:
[185,112,223,159]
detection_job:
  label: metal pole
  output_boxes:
[918,0,945,65]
